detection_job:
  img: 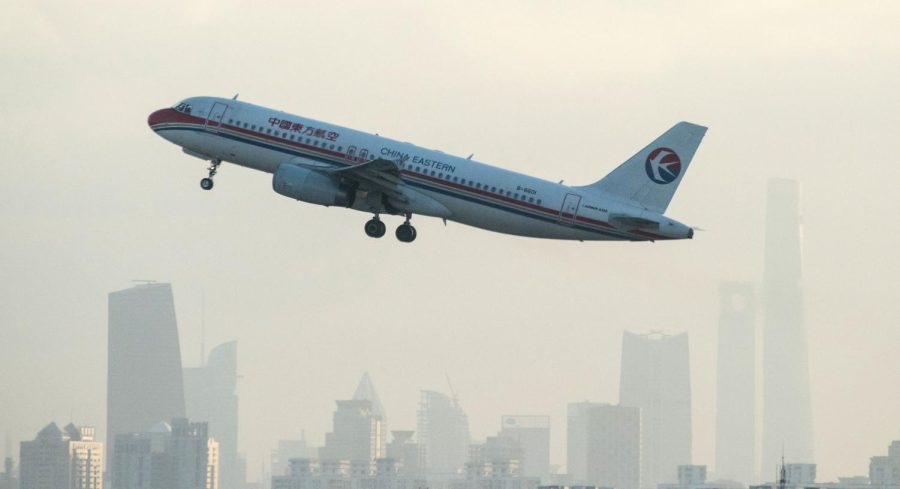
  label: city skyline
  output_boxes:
[2,2,899,485]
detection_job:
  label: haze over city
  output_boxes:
[1,1,899,488]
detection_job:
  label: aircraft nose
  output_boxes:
[147,108,169,128]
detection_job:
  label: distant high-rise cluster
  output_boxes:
[620,331,693,489]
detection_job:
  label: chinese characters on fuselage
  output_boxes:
[268,117,338,141]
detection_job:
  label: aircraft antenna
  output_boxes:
[232,93,239,100]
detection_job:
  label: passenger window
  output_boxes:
[491,187,496,192]
[430,170,436,176]
[529,197,534,203]
[338,147,343,151]
[438,173,443,178]
[537,199,542,205]
[416,167,421,172]
[228,119,233,124]
[251,125,256,130]
[266,129,272,134]
[476,183,482,189]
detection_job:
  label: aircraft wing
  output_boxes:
[289,157,409,202]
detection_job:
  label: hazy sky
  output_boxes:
[2,0,899,483]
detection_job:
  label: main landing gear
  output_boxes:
[363,213,417,243]
[200,159,221,190]
[395,214,417,243]
[364,216,387,238]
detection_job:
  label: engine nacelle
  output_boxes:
[272,164,355,207]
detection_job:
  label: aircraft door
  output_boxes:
[558,193,581,225]
[205,102,229,133]
[346,145,357,161]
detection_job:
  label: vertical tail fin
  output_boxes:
[577,122,707,213]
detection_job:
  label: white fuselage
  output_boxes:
[149,96,693,241]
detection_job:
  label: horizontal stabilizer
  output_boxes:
[609,214,660,230]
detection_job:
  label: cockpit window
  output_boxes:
[173,102,192,114]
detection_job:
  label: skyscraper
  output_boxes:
[184,341,241,489]
[567,402,640,489]
[353,373,387,451]
[19,422,103,489]
[762,179,814,472]
[417,390,469,476]
[715,282,756,483]
[619,331,692,489]
[319,400,384,462]
[499,416,550,481]
[107,283,186,464]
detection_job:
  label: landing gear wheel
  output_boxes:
[201,159,221,191]
[396,224,417,243]
[364,218,386,238]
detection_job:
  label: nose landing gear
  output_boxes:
[200,159,221,190]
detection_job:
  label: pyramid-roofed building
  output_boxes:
[353,372,387,423]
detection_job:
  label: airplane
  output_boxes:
[148,96,706,243]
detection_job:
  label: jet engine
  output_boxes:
[272,164,355,207]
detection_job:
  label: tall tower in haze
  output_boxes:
[762,178,814,471]
[619,331,692,489]
[184,341,242,489]
[715,282,756,482]
[107,283,186,464]
[417,390,469,476]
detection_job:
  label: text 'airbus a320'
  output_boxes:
[148,96,706,243]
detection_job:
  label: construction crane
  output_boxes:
[445,372,460,407]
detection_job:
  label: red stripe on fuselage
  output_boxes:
[150,109,667,240]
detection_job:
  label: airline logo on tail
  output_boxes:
[645,147,681,184]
